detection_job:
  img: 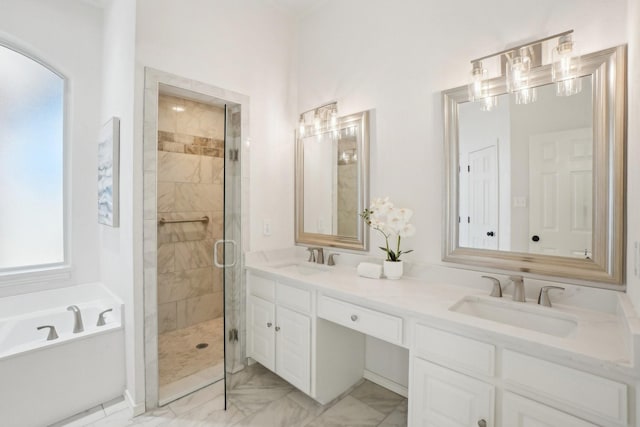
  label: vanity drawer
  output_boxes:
[414,324,495,378]
[276,282,311,314]
[247,273,275,302]
[317,295,403,345]
[503,350,627,425]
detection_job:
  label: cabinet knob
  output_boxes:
[477,419,487,427]
[275,326,281,332]
[350,314,358,322]
[486,231,495,237]
[266,322,272,328]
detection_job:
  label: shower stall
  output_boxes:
[142,69,247,408]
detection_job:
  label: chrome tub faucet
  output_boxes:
[67,305,84,333]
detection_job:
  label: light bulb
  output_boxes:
[552,35,582,96]
[468,61,487,101]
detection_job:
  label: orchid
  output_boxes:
[360,198,415,262]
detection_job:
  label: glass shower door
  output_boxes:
[221,103,243,409]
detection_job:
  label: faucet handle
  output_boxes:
[327,253,340,266]
[538,286,565,307]
[37,325,59,341]
[481,276,502,297]
[306,247,316,263]
[97,308,113,326]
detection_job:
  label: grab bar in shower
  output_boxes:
[158,216,209,225]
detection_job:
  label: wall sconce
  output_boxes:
[468,30,578,110]
[297,102,338,137]
[552,34,582,96]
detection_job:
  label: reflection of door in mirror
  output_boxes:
[458,75,593,254]
[468,146,499,249]
[529,128,592,257]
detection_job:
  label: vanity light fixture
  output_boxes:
[297,102,338,137]
[552,34,582,96]
[468,30,577,109]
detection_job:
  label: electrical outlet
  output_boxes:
[263,219,272,236]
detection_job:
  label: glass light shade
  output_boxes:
[298,115,305,136]
[480,95,498,112]
[514,87,538,105]
[468,61,488,101]
[552,36,582,96]
[506,48,531,93]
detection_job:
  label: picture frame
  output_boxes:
[98,117,120,227]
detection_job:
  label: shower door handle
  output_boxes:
[214,239,237,268]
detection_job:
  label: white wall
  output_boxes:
[135,0,297,253]
[295,0,628,384]
[99,0,140,410]
[627,0,640,309]
[296,0,628,265]
[0,0,103,296]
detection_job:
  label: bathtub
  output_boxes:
[0,283,125,427]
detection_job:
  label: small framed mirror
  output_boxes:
[295,110,370,250]
[443,46,626,284]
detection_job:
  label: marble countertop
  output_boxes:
[246,252,640,379]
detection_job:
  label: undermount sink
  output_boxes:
[450,296,578,338]
[273,262,330,276]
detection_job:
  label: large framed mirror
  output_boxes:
[295,110,370,251]
[443,45,626,284]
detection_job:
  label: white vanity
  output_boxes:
[245,252,640,427]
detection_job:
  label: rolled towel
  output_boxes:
[357,262,382,279]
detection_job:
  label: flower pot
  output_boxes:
[383,260,403,280]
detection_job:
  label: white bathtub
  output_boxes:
[0,283,126,427]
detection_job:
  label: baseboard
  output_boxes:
[124,389,145,417]
[363,369,408,398]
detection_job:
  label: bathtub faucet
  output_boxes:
[67,305,84,333]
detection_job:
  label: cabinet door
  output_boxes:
[411,358,494,427]
[275,305,311,394]
[502,392,598,427]
[247,295,275,371]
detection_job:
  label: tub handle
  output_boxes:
[97,308,113,326]
[37,325,59,341]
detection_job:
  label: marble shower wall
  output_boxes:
[157,94,225,335]
[337,138,358,237]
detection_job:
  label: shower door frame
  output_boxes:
[142,68,250,409]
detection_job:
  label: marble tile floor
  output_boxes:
[54,363,407,427]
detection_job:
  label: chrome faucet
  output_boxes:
[308,247,324,264]
[510,276,526,302]
[67,305,84,333]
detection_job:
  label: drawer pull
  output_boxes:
[275,326,281,332]
[266,322,272,328]
[350,314,358,322]
[477,420,487,427]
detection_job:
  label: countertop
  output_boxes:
[246,255,640,379]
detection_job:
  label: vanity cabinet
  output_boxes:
[411,357,494,427]
[246,274,311,394]
[502,392,598,427]
[409,324,630,427]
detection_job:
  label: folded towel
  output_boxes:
[357,262,382,279]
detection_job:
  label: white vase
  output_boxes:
[384,260,403,280]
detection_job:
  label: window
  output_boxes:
[0,44,65,273]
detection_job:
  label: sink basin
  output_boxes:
[273,262,330,276]
[450,296,578,337]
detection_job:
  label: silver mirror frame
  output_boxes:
[443,45,626,285]
[295,110,370,251]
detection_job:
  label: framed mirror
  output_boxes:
[443,45,626,284]
[295,110,370,251]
